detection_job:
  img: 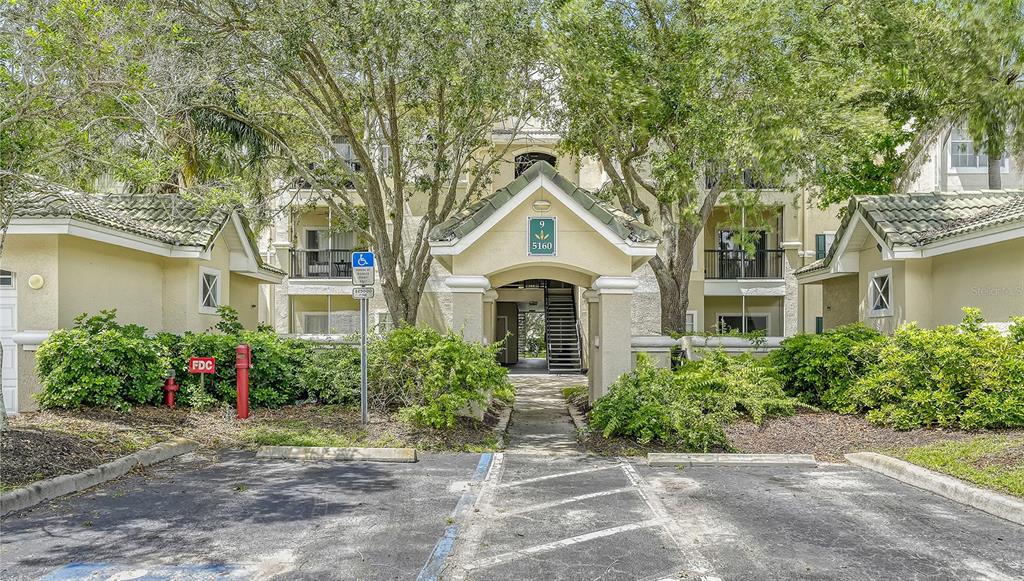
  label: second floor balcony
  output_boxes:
[705,249,784,279]
[291,249,353,279]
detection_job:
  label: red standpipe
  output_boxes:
[236,344,251,419]
[163,376,179,408]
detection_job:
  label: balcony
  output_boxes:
[291,249,354,279]
[705,249,784,279]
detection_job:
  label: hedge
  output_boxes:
[36,308,513,428]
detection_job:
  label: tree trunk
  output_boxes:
[987,150,1002,189]
[650,225,700,335]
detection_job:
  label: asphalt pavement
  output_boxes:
[2,450,1022,580]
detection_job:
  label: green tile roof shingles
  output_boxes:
[429,161,659,244]
[14,185,284,275]
[796,190,1024,275]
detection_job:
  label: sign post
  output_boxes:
[352,251,375,425]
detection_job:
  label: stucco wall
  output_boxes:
[58,236,165,329]
[229,274,261,329]
[821,275,859,329]
[928,237,1024,325]
[3,235,59,330]
[162,238,233,333]
[451,185,633,283]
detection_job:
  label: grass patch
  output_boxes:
[891,436,1024,497]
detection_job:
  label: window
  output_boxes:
[868,268,893,317]
[815,316,824,334]
[199,267,221,314]
[950,128,1007,171]
[815,232,835,260]
[0,270,13,288]
[304,228,356,251]
[303,313,329,334]
[685,311,697,334]
[332,137,361,172]
[514,152,557,178]
[717,314,768,334]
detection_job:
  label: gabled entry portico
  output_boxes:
[428,161,659,401]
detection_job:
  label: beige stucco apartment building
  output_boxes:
[5,122,1022,409]
[1,187,283,413]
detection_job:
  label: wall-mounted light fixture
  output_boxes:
[532,199,552,213]
[27,274,45,290]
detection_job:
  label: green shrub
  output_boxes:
[590,352,798,451]
[300,346,360,405]
[849,309,1024,430]
[36,311,169,411]
[369,326,513,428]
[770,323,884,411]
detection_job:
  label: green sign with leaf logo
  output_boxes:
[528,217,556,256]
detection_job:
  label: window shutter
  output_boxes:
[815,234,827,260]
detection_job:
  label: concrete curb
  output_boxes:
[1,438,198,517]
[648,453,817,467]
[256,446,417,463]
[566,402,588,433]
[494,406,513,449]
[845,452,1024,526]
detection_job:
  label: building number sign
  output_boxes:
[528,217,557,256]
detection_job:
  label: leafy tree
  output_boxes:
[176,0,545,325]
[854,0,1024,191]
[546,0,888,333]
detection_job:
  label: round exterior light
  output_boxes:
[28,274,45,289]
[532,199,552,213]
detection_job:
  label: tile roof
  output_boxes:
[795,190,1024,275]
[428,161,659,244]
[12,182,284,275]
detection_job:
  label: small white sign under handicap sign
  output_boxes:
[350,251,375,426]
[352,251,375,286]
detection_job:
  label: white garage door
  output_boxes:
[0,270,17,414]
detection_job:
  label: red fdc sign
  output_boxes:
[188,357,216,374]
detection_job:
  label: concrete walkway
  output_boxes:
[506,373,587,455]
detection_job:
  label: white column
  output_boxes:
[589,276,639,402]
[446,275,490,342]
[482,289,498,345]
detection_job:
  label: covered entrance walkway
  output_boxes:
[428,161,660,401]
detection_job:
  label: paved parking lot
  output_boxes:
[2,449,1022,580]
[444,454,1024,580]
[0,450,478,580]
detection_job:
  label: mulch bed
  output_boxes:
[0,427,136,490]
[725,411,1024,463]
[1,402,508,491]
[567,398,1024,462]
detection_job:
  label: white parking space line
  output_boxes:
[499,486,638,516]
[619,459,721,581]
[462,519,668,572]
[496,464,623,488]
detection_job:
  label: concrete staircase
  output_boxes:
[544,288,582,374]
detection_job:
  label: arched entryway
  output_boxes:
[428,161,659,401]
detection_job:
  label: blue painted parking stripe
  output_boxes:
[41,562,235,580]
[416,453,493,581]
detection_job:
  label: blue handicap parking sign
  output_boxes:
[352,251,375,268]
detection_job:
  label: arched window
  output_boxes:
[514,152,557,178]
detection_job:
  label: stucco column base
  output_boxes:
[446,275,490,343]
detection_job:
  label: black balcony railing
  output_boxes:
[705,249,784,279]
[291,249,354,279]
